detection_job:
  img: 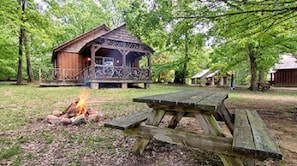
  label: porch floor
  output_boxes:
[39,79,152,89]
[39,81,87,87]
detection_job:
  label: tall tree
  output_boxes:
[124,0,206,84]
[1,0,128,83]
[123,0,297,89]
[24,30,34,82]
[208,1,297,90]
[0,1,19,80]
[17,0,26,85]
[49,0,115,44]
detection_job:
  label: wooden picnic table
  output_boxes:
[105,90,282,166]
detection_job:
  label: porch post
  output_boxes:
[120,50,129,78]
[91,45,96,80]
[90,45,101,89]
[147,53,151,79]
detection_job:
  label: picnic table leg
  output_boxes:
[195,113,243,166]
[168,112,184,129]
[131,109,166,155]
[218,103,234,135]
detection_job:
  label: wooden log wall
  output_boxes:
[274,69,297,87]
[57,52,84,79]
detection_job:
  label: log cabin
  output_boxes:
[191,69,230,86]
[270,54,297,87]
[41,24,154,89]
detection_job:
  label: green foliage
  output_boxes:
[206,1,297,86]
[49,0,114,43]
[0,0,125,82]
[123,0,297,86]
[0,1,19,80]
[1,0,296,85]
[124,0,208,83]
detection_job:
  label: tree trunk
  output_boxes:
[248,45,258,91]
[17,28,24,85]
[182,32,189,84]
[24,30,35,82]
[17,0,25,85]
[174,70,182,83]
[258,67,265,84]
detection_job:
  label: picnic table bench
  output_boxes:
[257,82,271,91]
[104,90,282,166]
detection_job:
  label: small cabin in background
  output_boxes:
[191,69,229,86]
[270,54,297,87]
[40,24,154,89]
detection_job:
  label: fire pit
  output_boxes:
[46,92,102,125]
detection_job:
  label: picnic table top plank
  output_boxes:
[246,110,282,159]
[233,109,282,160]
[232,110,256,152]
[133,90,228,114]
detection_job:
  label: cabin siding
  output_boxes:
[56,52,83,79]
[58,52,80,69]
[274,69,297,87]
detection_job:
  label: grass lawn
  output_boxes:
[0,82,296,165]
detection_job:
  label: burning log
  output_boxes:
[45,92,102,125]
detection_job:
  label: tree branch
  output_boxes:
[176,6,297,20]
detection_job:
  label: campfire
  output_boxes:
[46,92,102,125]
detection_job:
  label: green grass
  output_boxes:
[0,82,195,164]
[0,82,193,131]
[0,82,296,165]
[0,145,22,160]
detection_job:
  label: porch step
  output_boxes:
[39,81,87,87]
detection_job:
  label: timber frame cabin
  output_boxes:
[42,24,153,89]
[270,54,297,87]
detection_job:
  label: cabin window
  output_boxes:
[95,56,114,66]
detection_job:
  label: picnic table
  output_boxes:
[105,90,282,166]
[257,82,271,91]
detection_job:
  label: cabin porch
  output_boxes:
[49,24,154,89]
[39,65,151,89]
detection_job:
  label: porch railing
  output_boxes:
[39,68,84,83]
[39,65,150,83]
[84,65,150,81]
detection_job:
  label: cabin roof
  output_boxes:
[53,24,110,53]
[80,23,154,53]
[100,23,142,43]
[191,69,210,79]
[205,70,219,78]
[274,54,297,70]
[191,69,225,79]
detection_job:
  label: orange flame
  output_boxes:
[74,91,90,117]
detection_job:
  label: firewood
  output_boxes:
[71,114,86,125]
[87,107,97,115]
[62,98,79,114]
[67,107,78,118]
